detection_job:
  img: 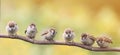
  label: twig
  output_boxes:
[0,34,120,52]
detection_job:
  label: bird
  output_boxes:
[63,28,75,43]
[25,23,37,39]
[96,34,112,48]
[6,21,18,36]
[41,28,57,41]
[81,33,96,46]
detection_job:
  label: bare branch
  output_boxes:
[0,34,120,52]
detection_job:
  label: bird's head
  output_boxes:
[8,21,16,27]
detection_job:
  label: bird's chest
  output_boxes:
[82,38,93,43]
[9,28,16,33]
[65,34,73,40]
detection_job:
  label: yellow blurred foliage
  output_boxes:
[1,0,120,55]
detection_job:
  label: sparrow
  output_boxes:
[6,21,18,36]
[96,34,112,48]
[25,23,37,39]
[63,28,75,43]
[41,28,57,41]
[81,33,96,46]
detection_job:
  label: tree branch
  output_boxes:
[0,34,120,52]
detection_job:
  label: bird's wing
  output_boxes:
[89,35,96,41]
[41,31,48,36]
[35,28,38,33]
[105,38,113,43]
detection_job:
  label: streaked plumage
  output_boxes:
[25,23,37,39]
[81,33,96,46]
[41,28,57,41]
[6,21,18,36]
[97,34,112,48]
[63,28,75,42]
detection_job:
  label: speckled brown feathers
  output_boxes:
[6,21,18,36]
[97,34,112,48]
[63,28,75,42]
[81,33,96,46]
[41,28,57,41]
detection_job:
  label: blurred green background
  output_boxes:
[0,0,120,55]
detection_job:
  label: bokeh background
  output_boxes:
[0,0,120,55]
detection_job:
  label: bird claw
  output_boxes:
[8,34,17,38]
[65,40,75,45]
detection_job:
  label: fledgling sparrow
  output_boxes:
[81,33,96,46]
[96,34,112,48]
[25,23,37,39]
[41,28,57,41]
[6,21,18,36]
[63,28,75,43]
